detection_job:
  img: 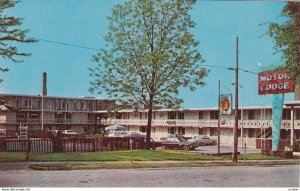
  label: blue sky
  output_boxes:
[0,0,295,108]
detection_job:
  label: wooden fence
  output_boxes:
[0,137,145,153]
[256,139,291,151]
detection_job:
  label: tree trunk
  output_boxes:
[145,98,153,150]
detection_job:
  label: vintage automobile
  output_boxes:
[190,135,217,146]
[161,137,196,150]
[61,130,79,135]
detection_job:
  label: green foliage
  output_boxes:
[89,0,207,109]
[267,2,300,84]
[0,0,36,83]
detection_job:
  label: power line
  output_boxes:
[202,64,258,75]
[34,37,100,51]
[198,27,267,40]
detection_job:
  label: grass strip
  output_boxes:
[0,150,284,162]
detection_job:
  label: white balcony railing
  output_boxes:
[0,119,101,125]
[0,118,299,129]
[101,119,300,129]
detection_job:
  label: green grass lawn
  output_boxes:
[0,150,283,162]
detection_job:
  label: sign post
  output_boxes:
[219,94,232,157]
[258,69,294,151]
[130,138,133,164]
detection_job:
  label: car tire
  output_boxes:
[162,146,168,149]
[189,147,195,151]
[212,141,216,145]
[184,146,189,150]
[199,142,204,146]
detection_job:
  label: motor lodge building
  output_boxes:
[0,93,299,148]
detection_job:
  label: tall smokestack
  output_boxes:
[295,84,300,100]
[42,72,47,96]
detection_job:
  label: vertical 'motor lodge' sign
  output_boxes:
[258,69,294,95]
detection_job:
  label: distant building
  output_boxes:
[0,93,115,137]
[102,104,300,148]
[0,93,299,148]
[0,72,299,147]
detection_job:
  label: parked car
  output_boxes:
[161,137,196,150]
[61,130,78,135]
[144,138,163,150]
[190,135,217,146]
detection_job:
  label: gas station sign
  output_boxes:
[220,94,232,115]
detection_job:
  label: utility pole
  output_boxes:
[233,35,239,163]
[218,80,220,156]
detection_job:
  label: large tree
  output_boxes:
[89,0,207,149]
[267,2,300,84]
[0,0,36,83]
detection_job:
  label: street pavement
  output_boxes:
[0,165,299,187]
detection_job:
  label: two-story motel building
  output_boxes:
[0,92,299,148]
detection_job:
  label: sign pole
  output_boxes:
[218,80,220,156]
[233,35,239,163]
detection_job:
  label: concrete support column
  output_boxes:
[290,106,294,147]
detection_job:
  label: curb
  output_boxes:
[28,160,300,171]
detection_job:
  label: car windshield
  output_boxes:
[178,138,186,142]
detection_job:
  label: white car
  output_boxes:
[190,135,217,146]
[61,130,78,135]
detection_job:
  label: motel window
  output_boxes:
[17,111,26,119]
[116,113,122,119]
[248,110,254,120]
[177,127,185,135]
[37,100,41,109]
[210,128,217,136]
[66,113,72,119]
[210,111,218,120]
[168,127,176,135]
[282,109,291,120]
[198,128,203,135]
[248,129,256,138]
[122,113,129,119]
[30,112,39,119]
[80,102,84,110]
[140,126,146,133]
[88,102,93,111]
[198,111,204,119]
[296,109,300,120]
[55,112,64,119]
[24,99,28,107]
[168,112,176,119]
[66,102,70,110]
[177,112,184,119]
[152,126,156,133]
[62,100,66,110]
